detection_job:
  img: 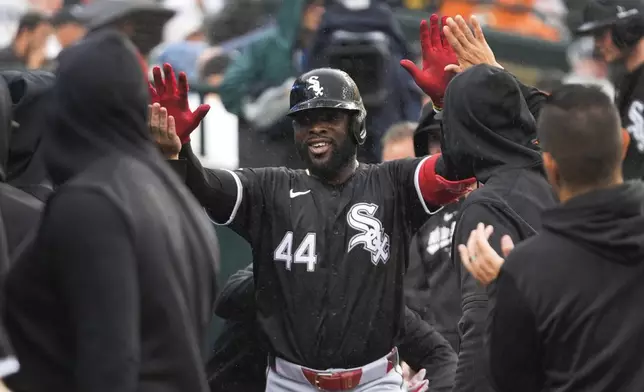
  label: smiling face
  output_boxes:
[293,108,357,179]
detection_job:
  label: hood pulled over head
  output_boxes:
[442,64,542,182]
[543,182,644,264]
[44,28,150,185]
[1,70,55,186]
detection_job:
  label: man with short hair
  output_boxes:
[460,84,644,392]
[0,12,51,70]
[381,122,417,162]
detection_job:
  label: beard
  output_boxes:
[296,135,357,180]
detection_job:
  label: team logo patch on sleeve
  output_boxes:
[346,203,390,265]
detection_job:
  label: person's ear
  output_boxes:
[542,152,560,189]
[622,128,631,160]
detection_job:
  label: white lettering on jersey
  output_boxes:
[307,76,324,97]
[627,100,644,152]
[347,203,390,265]
[426,221,456,256]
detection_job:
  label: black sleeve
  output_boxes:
[487,255,542,392]
[398,306,456,392]
[45,190,140,392]
[179,142,267,242]
[213,263,255,321]
[383,157,440,232]
[404,233,431,320]
[452,203,521,392]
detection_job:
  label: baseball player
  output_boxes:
[575,0,644,179]
[155,66,474,391]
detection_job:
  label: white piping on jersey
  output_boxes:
[304,160,359,176]
[0,356,19,379]
[206,169,243,226]
[414,156,444,216]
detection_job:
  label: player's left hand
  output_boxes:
[400,14,458,109]
[458,223,515,285]
[149,63,210,144]
[442,15,502,74]
[406,368,429,392]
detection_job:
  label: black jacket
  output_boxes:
[404,201,461,352]
[4,30,219,392]
[1,70,56,202]
[0,71,44,260]
[208,264,457,392]
[489,182,644,392]
[442,64,557,392]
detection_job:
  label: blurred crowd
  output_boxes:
[0,0,617,169]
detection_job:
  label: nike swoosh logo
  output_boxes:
[290,190,311,198]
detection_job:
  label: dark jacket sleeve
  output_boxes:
[452,203,520,392]
[398,307,456,392]
[214,264,255,321]
[46,189,140,392]
[487,254,542,392]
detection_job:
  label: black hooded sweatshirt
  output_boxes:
[488,182,644,392]
[441,64,558,392]
[207,264,458,392]
[1,70,56,202]
[0,72,44,260]
[3,30,219,392]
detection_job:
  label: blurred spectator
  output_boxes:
[306,0,422,163]
[150,8,208,81]
[440,0,565,41]
[195,49,239,169]
[50,5,86,49]
[0,12,51,70]
[207,0,275,45]
[78,0,175,57]
[199,48,231,88]
[218,0,324,169]
[563,36,615,98]
[534,70,565,93]
[381,122,417,162]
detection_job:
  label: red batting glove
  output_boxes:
[149,63,210,144]
[400,14,458,109]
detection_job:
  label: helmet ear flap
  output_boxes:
[350,113,366,145]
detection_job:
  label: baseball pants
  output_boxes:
[265,349,407,392]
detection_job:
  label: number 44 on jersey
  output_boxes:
[273,232,318,272]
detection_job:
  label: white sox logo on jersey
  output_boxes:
[627,100,644,153]
[307,76,324,97]
[347,203,390,265]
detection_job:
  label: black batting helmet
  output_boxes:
[288,68,368,145]
[576,0,644,49]
[413,104,441,157]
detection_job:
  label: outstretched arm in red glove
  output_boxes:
[400,14,457,110]
[148,63,211,144]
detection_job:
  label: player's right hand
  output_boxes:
[148,103,181,160]
[400,14,457,109]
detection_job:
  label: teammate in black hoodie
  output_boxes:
[1,70,55,202]
[3,30,219,392]
[405,105,463,352]
[442,64,558,392]
[463,84,644,392]
[0,73,45,259]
